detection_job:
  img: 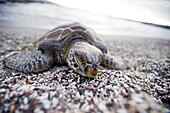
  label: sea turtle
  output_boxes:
[5,23,128,78]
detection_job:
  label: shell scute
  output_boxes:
[47,29,63,39]
[60,28,72,39]
[70,24,86,31]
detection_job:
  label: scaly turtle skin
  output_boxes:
[5,23,128,78]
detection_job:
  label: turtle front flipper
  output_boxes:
[101,54,129,70]
[5,50,54,73]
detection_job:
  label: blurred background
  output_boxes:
[0,0,170,39]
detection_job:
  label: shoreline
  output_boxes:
[1,26,170,41]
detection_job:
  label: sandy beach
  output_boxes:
[0,27,169,113]
[0,1,170,112]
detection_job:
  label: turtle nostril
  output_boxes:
[92,64,98,70]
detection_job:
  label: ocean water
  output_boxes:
[0,2,170,39]
[49,0,170,26]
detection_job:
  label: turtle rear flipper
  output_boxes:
[5,50,54,73]
[101,54,129,70]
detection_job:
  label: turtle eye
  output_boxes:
[74,51,87,66]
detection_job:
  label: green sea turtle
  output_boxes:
[5,23,128,78]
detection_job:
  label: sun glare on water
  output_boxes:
[48,0,170,26]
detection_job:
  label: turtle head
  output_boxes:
[67,48,102,78]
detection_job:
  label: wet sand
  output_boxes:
[0,27,169,113]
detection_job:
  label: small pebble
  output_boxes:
[23,97,28,105]
[10,105,16,113]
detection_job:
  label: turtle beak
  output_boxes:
[85,64,99,78]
